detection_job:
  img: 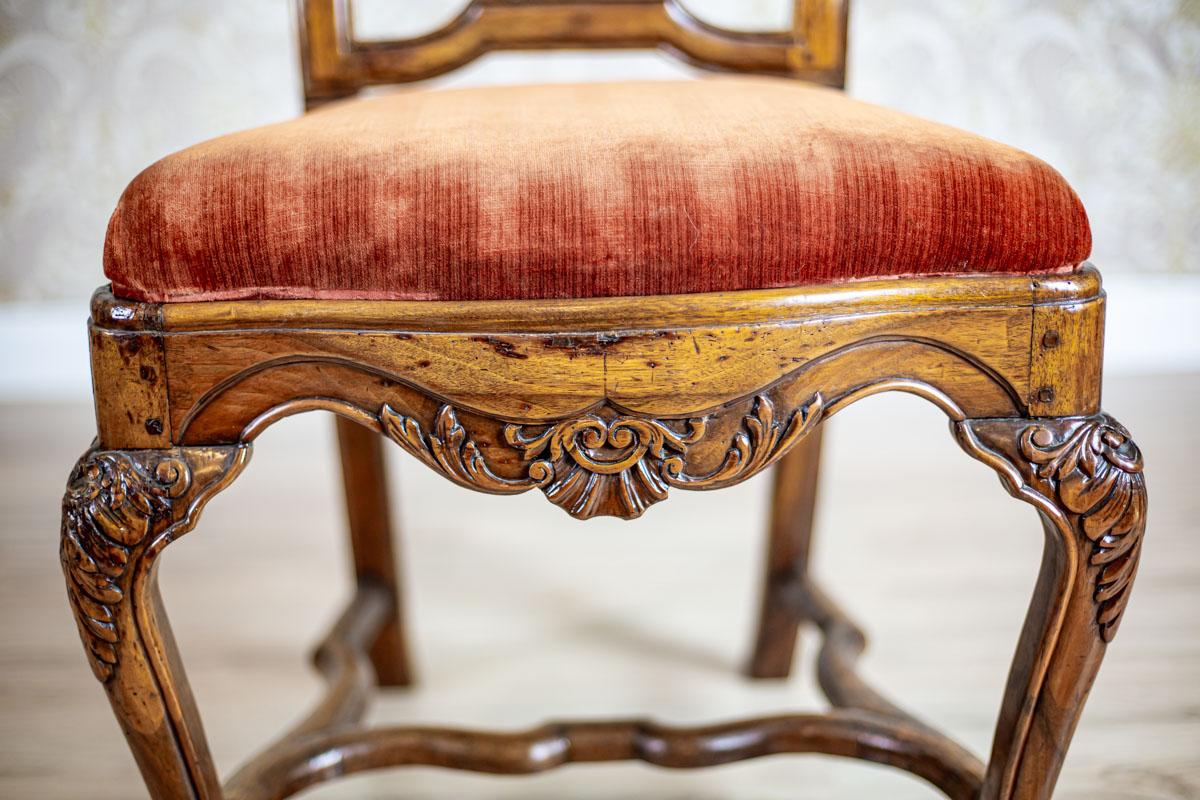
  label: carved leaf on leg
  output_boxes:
[60,451,191,681]
[958,413,1147,643]
[1019,418,1147,642]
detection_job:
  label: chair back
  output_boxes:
[297,0,849,104]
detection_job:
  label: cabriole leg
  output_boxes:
[956,413,1147,800]
[748,425,824,678]
[60,445,250,799]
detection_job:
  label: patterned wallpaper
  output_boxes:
[0,0,1197,301]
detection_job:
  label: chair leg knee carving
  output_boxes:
[60,445,250,799]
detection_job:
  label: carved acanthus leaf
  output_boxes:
[60,452,191,681]
[1019,418,1147,642]
[380,404,548,494]
[663,393,824,490]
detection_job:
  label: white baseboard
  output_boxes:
[2,277,1198,402]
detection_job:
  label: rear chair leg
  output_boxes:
[336,416,413,687]
[748,425,824,679]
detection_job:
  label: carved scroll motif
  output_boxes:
[379,393,824,520]
[1019,418,1147,642]
[60,451,191,682]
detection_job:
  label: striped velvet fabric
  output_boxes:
[104,78,1091,303]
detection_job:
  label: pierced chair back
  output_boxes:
[296,0,851,103]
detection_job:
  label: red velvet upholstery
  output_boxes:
[105,78,1091,303]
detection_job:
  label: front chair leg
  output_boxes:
[60,445,250,800]
[956,413,1147,800]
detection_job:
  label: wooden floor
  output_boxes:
[2,373,1197,799]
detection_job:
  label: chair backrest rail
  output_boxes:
[297,0,849,103]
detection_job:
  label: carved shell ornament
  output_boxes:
[60,452,191,681]
[505,413,708,519]
[1019,418,1146,642]
[380,393,824,520]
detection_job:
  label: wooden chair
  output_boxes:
[61,2,1148,798]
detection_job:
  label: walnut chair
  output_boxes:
[61,2,1148,798]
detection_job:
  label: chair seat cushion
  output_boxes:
[104,78,1090,303]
